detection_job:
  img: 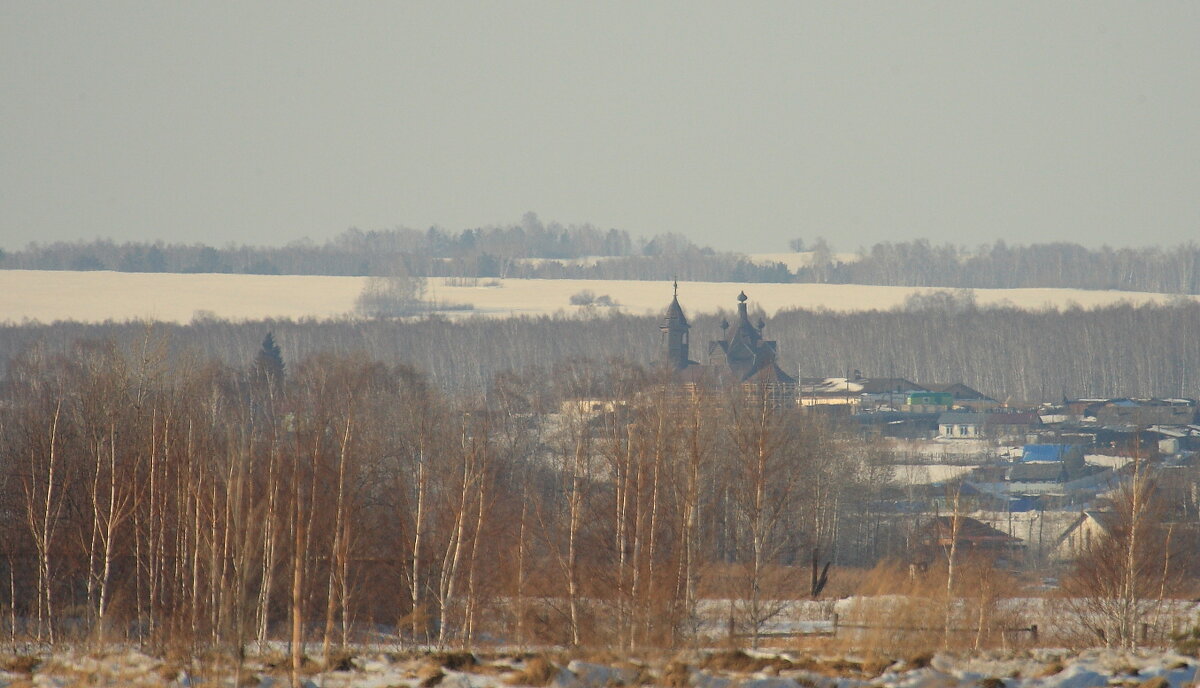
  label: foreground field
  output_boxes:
[1,270,1196,324]
[1,646,1196,688]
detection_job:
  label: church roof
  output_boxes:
[661,281,690,330]
[708,291,795,385]
[662,295,689,328]
[743,360,797,385]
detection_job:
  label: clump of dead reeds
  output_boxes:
[1037,659,1065,677]
[659,660,692,688]
[417,662,445,687]
[504,656,559,687]
[700,650,794,674]
[433,651,478,671]
[1,654,41,675]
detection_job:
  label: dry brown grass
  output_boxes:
[256,650,290,675]
[700,650,796,673]
[860,654,896,677]
[574,649,620,665]
[296,655,325,676]
[839,556,1025,658]
[1037,659,1065,677]
[1109,663,1142,676]
[468,661,519,676]
[433,651,478,671]
[817,658,862,675]
[0,654,41,675]
[504,656,559,687]
[904,651,934,669]
[156,662,185,682]
[659,660,692,688]
[612,662,655,686]
[417,662,445,687]
[324,650,357,672]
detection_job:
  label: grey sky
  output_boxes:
[3,2,1198,253]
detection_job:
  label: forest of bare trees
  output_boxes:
[0,338,902,657]
[1,298,1196,403]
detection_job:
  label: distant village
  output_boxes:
[642,287,1200,571]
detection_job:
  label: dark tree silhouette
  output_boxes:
[254,332,285,386]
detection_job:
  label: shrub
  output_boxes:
[659,661,691,688]
[433,652,477,671]
[1173,626,1200,656]
[569,290,595,306]
[569,290,618,307]
[356,270,427,317]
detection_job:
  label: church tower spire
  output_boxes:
[661,281,691,371]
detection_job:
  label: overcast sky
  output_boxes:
[3,2,1198,253]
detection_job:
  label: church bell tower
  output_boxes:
[660,281,691,371]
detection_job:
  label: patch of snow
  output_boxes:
[1084,454,1133,469]
[741,678,807,688]
[692,671,736,688]
[565,661,637,688]
[890,464,978,485]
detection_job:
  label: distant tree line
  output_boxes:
[0,214,632,276]
[0,224,794,284]
[799,239,1200,294]
[0,298,1196,402]
[6,220,1199,292]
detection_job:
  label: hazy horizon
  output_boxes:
[4,3,1198,253]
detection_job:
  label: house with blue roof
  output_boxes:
[1021,444,1085,464]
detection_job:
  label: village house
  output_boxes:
[797,377,863,411]
[915,515,1025,569]
[923,382,1000,411]
[986,411,1042,442]
[938,412,983,438]
[1068,398,1198,426]
[1052,509,1120,562]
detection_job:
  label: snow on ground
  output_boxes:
[3,270,1196,325]
[2,645,1198,688]
[1084,454,1134,470]
[890,464,979,485]
[885,439,1003,462]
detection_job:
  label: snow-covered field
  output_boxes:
[2,270,1196,325]
[2,645,1197,688]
